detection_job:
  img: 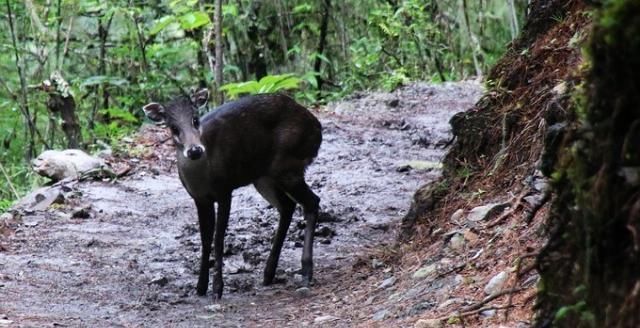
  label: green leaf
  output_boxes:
[149,15,177,35]
[293,4,313,14]
[179,11,211,30]
[222,4,238,17]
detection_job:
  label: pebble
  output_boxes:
[372,259,384,269]
[466,203,508,222]
[378,276,397,289]
[72,206,91,219]
[448,234,465,251]
[480,309,496,317]
[372,309,388,321]
[484,271,508,295]
[414,319,442,328]
[148,275,168,287]
[412,264,437,279]
[450,209,464,222]
[205,304,223,313]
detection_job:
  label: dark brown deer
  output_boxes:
[143,89,322,300]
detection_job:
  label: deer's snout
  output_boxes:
[185,145,205,160]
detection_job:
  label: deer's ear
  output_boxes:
[191,88,209,109]
[142,102,166,122]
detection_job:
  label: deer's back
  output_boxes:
[199,94,321,188]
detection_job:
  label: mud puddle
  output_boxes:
[0,81,482,327]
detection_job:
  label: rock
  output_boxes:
[22,219,40,227]
[523,194,544,207]
[0,319,14,327]
[484,271,508,295]
[414,319,442,328]
[148,275,168,287]
[448,234,465,251]
[413,263,437,279]
[378,276,397,289]
[372,259,385,269]
[466,203,509,222]
[407,302,434,316]
[315,226,335,238]
[224,259,253,274]
[396,165,412,173]
[480,309,496,317]
[296,287,311,296]
[398,160,442,171]
[318,210,342,223]
[372,309,388,321]
[205,304,223,313]
[29,187,65,211]
[314,315,339,324]
[72,206,91,219]
[32,149,111,181]
[0,212,13,222]
[463,229,479,243]
[387,98,400,108]
[533,178,549,193]
[450,209,464,222]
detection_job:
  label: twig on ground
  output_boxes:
[460,287,526,313]
[486,189,528,228]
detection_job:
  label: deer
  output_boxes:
[142,89,322,300]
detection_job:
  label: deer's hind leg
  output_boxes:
[254,177,296,285]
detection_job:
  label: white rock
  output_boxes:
[205,304,223,312]
[484,271,508,295]
[450,209,464,222]
[314,315,339,324]
[32,149,108,181]
[414,319,442,328]
[466,203,508,222]
[448,234,465,251]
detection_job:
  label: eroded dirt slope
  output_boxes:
[0,82,482,327]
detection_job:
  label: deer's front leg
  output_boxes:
[212,194,231,300]
[195,200,215,296]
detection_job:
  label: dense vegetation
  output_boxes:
[537,0,640,326]
[0,0,525,209]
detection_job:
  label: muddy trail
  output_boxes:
[0,82,482,327]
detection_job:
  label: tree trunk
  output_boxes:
[214,0,224,104]
[313,0,331,91]
[6,0,36,159]
[247,1,267,80]
[44,72,82,149]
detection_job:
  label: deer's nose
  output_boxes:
[185,145,204,160]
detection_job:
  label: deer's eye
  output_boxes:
[192,117,200,129]
[169,126,180,135]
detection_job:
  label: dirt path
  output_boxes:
[0,82,482,327]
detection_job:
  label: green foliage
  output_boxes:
[220,74,302,99]
[0,0,523,206]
